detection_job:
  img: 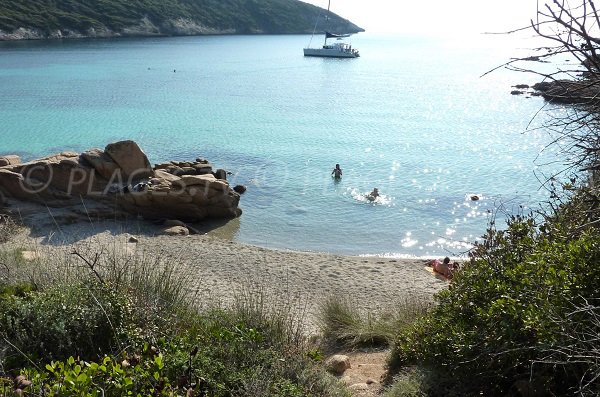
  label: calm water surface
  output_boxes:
[0,33,563,257]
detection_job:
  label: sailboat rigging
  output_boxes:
[303,0,360,58]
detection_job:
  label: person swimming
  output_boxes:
[366,188,380,201]
[332,164,343,179]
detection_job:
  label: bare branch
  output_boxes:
[71,250,106,285]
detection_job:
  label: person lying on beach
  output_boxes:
[366,188,380,201]
[429,257,454,279]
[332,164,343,178]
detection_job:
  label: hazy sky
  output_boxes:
[300,0,541,35]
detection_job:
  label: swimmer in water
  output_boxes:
[366,188,379,201]
[331,163,342,179]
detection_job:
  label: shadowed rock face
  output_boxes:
[0,140,241,223]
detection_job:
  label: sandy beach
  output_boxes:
[7,217,449,331]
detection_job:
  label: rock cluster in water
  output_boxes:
[0,140,242,224]
[511,80,600,103]
[530,80,600,103]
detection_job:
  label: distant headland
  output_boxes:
[0,0,364,41]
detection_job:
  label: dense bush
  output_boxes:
[389,204,600,396]
[0,319,346,396]
[161,312,347,396]
[0,282,131,371]
[0,290,347,396]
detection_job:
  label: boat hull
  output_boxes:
[303,48,359,58]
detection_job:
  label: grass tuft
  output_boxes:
[318,294,432,349]
[382,369,426,397]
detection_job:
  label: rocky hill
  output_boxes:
[0,0,363,40]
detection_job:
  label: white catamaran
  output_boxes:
[303,0,360,58]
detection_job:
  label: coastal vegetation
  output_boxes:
[0,0,363,40]
[0,242,348,396]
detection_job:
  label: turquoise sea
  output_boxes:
[0,33,563,257]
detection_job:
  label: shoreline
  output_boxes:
[207,233,467,262]
[195,214,469,261]
[0,31,322,42]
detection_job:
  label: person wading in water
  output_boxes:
[332,164,343,179]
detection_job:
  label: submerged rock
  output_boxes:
[233,185,247,194]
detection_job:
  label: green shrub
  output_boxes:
[0,282,36,298]
[159,307,347,396]
[0,235,349,396]
[390,212,600,396]
[0,247,195,372]
[1,311,348,397]
[383,367,472,397]
[0,354,173,396]
[0,282,131,371]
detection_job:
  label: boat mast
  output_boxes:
[323,0,331,47]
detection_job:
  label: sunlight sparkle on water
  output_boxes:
[401,231,418,248]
